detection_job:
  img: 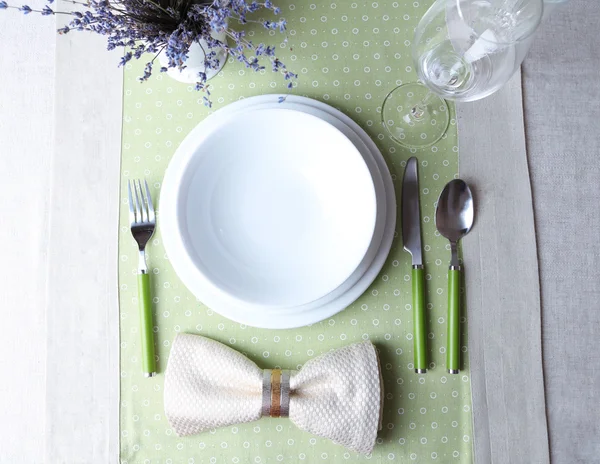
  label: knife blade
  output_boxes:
[402,157,423,266]
[401,157,427,374]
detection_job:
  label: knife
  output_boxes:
[401,157,427,374]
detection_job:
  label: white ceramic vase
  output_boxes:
[158,29,228,84]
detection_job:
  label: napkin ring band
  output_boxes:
[262,369,290,418]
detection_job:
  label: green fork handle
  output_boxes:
[412,266,428,373]
[138,272,157,377]
[447,267,461,374]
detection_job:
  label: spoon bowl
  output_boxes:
[435,179,474,244]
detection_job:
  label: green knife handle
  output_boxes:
[447,268,461,374]
[138,272,157,377]
[412,266,428,373]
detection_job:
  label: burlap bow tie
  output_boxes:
[164,334,383,454]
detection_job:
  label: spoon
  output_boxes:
[435,179,474,374]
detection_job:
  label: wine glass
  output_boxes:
[383,0,544,148]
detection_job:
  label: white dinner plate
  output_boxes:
[161,107,377,309]
[161,95,397,328]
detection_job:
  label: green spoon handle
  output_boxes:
[412,266,428,373]
[138,272,157,377]
[447,267,461,373]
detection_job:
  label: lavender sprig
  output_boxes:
[1,0,296,105]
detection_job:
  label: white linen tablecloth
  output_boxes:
[1,1,598,462]
[0,13,55,464]
[0,15,122,464]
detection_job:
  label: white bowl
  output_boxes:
[225,101,388,316]
[165,108,377,308]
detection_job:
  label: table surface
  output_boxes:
[522,3,600,462]
[1,1,598,463]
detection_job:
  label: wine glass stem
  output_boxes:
[408,91,438,122]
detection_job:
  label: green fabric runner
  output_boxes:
[118,0,473,462]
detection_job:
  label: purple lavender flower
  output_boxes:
[139,61,153,81]
[118,52,133,67]
[0,0,297,106]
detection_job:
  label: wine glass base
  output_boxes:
[382,83,449,149]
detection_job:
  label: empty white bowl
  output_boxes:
[164,108,377,308]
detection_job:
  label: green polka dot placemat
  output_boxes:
[118,0,473,462]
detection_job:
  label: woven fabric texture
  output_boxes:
[164,334,382,454]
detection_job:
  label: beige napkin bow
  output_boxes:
[164,333,383,454]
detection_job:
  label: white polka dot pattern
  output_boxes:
[118,0,475,462]
[165,334,382,455]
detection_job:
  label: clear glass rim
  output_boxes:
[455,0,544,46]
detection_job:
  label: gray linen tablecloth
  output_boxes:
[523,1,600,462]
[461,1,599,462]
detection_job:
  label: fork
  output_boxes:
[128,179,157,378]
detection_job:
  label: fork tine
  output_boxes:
[136,179,147,223]
[133,179,146,223]
[144,179,155,223]
[132,179,144,223]
[127,180,135,224]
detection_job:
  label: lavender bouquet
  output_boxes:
[0,0,296,106]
